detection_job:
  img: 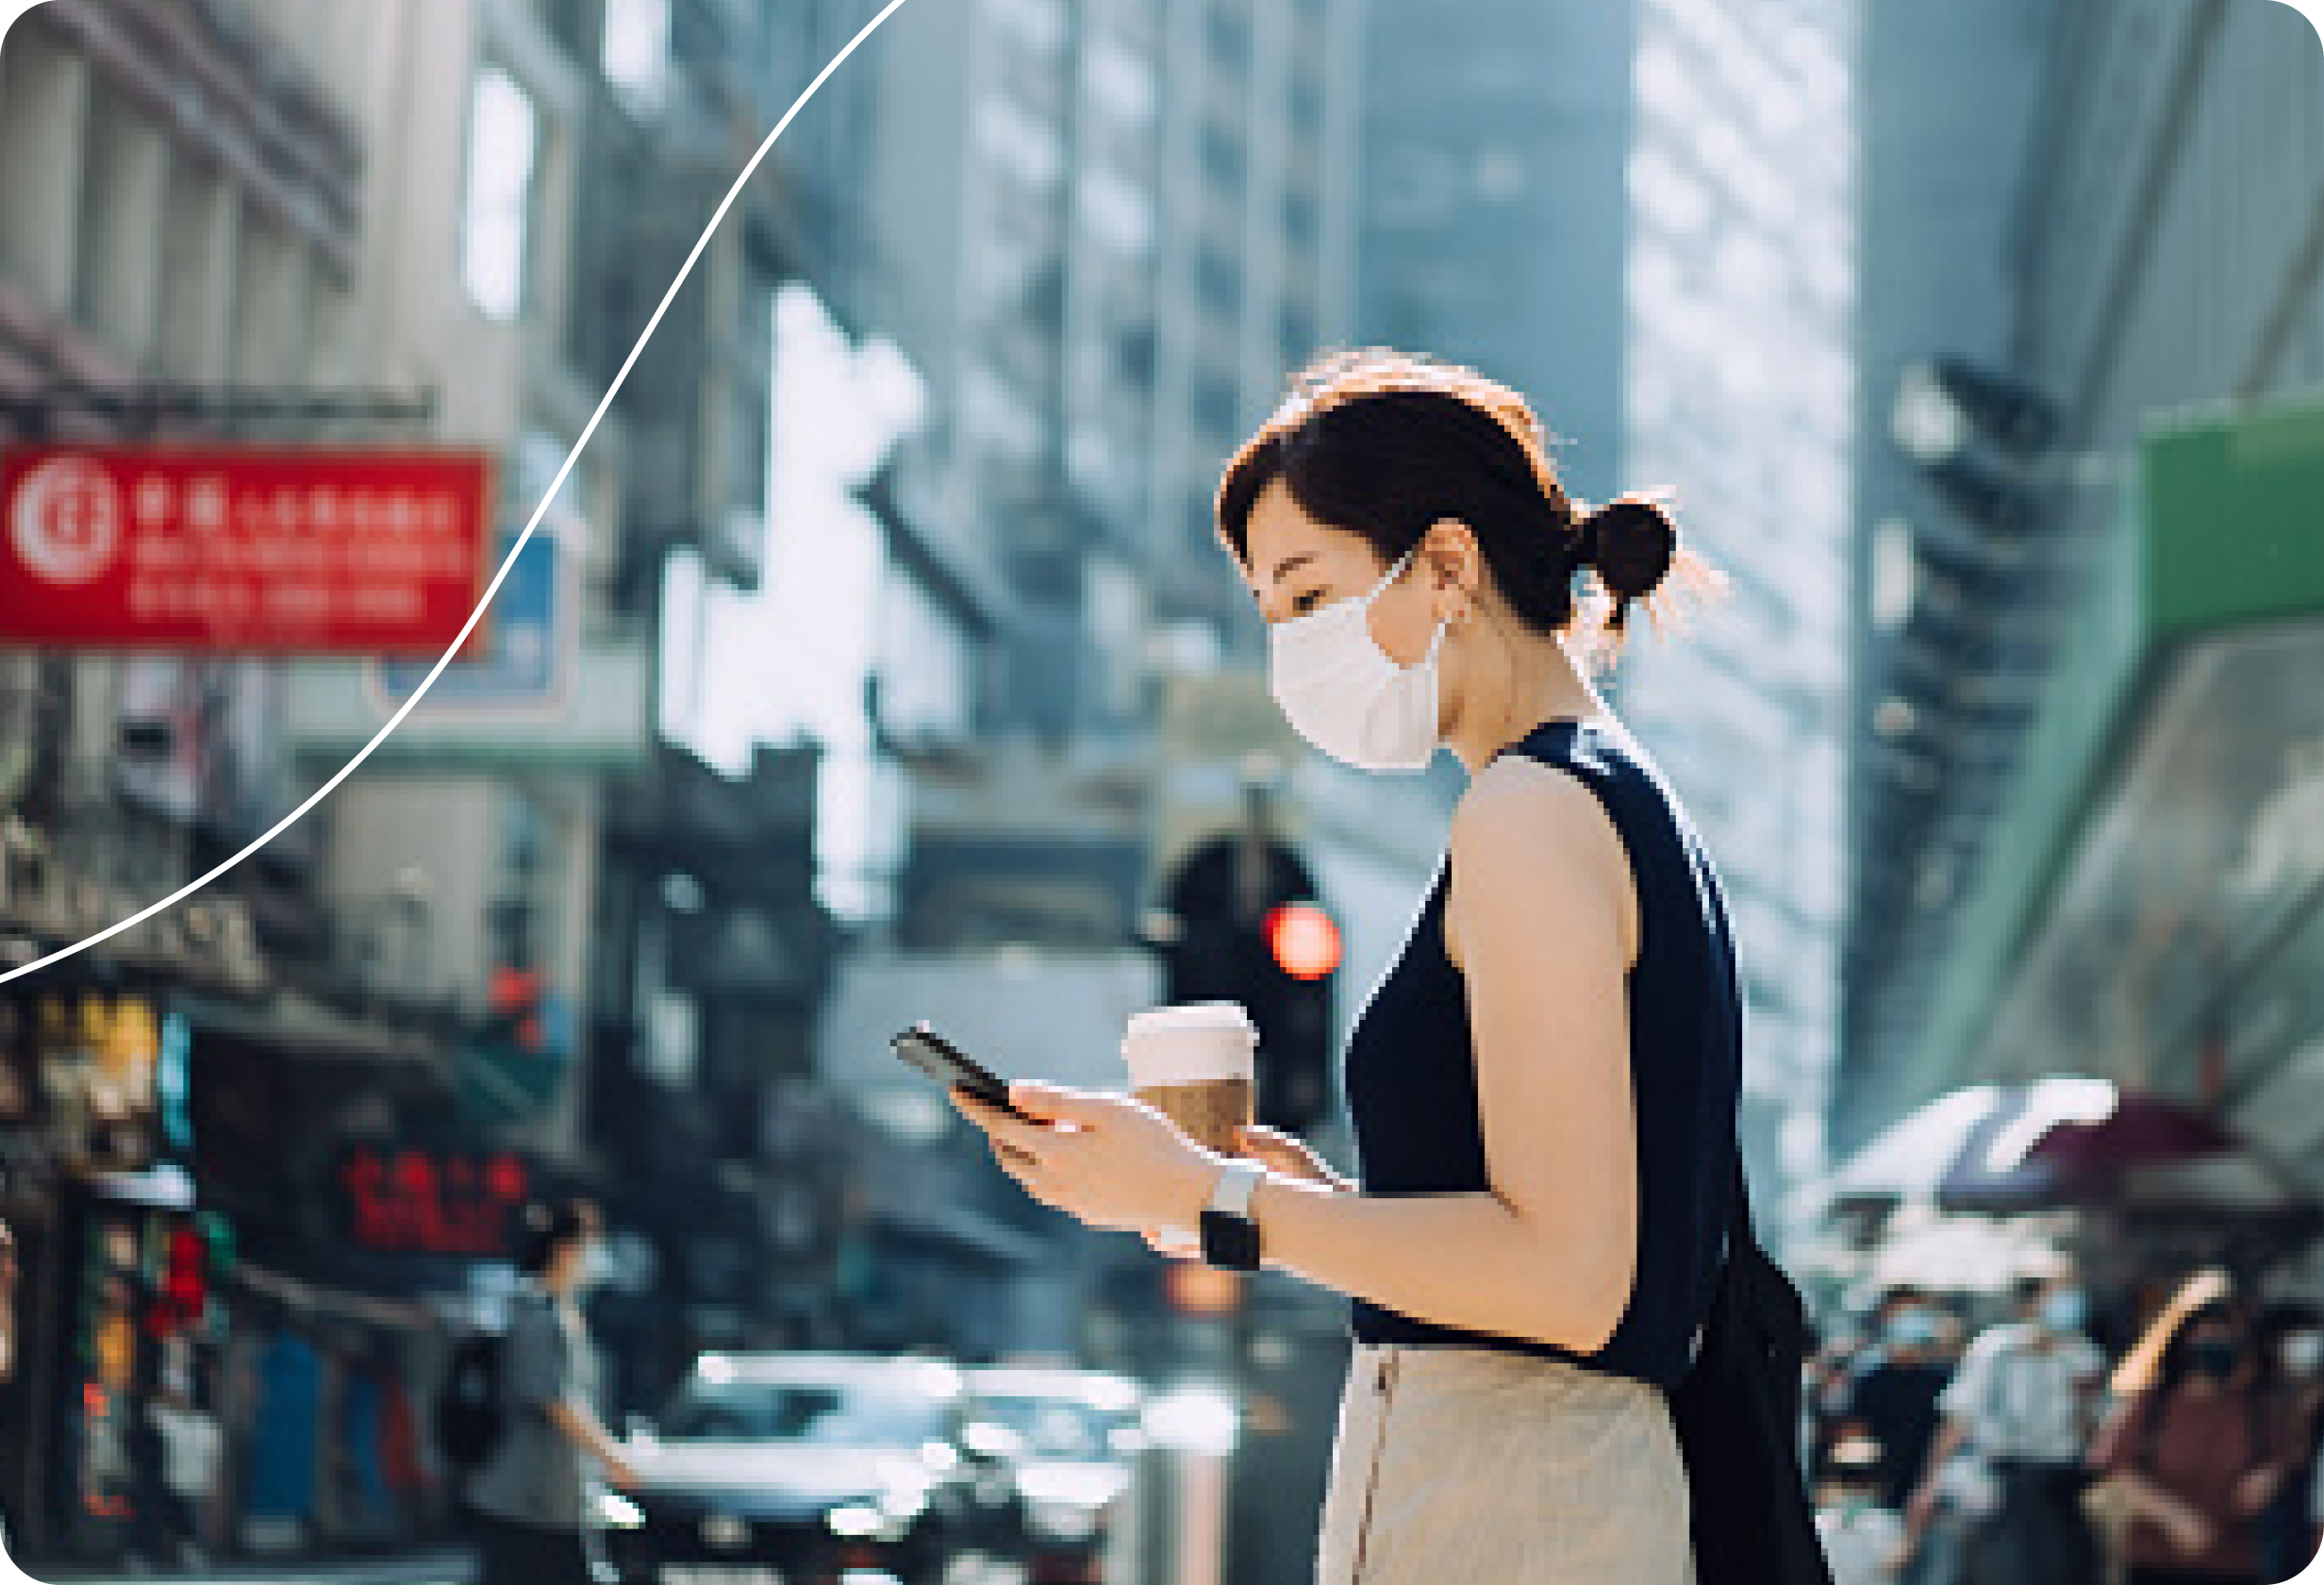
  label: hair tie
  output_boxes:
[1572,511,1605,575]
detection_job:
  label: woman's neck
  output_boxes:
[1449,626,1604,774]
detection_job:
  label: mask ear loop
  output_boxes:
[1370,543,1449,675]
[1367,544,1421,604]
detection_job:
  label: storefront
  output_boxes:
[0,944,234,1565]
[174,997,524,1565]
[0,953,511,1571]
[1893,392,2324,1273]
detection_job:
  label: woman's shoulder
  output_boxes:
[1450,750,1639,963]
[1453,750,1626,870]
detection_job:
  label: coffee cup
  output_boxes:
[1122,1002,1257,1154]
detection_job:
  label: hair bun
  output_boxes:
[1579,497,1677,602]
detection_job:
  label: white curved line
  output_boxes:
[1,0,918,987]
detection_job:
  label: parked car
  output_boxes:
[960,1366,1146,1585]
[601,1352,1026,1585]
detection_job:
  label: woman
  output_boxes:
[462,1196,636,1584]
[953,347,1741,1584]
[2089,1277,2294,1585]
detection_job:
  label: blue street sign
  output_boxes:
[374,526,569,709]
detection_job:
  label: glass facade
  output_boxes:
[1617,0,1858,1191]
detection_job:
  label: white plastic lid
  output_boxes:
[1124,1001,1255,1038]
[1121,1002,1257,1085]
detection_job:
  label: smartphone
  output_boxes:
[890,1023,1030,1119]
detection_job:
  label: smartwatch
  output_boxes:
[1199,1160,1264,1272]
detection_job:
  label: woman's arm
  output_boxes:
[508,1301,637,1486]
[960,764,1640,1352]
[548,1397,637,1487]
[1239,762,1640,1353]
[2089,1392,2214,1557]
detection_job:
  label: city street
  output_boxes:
[6,0,2324,1582]
[2,1551,470,1585]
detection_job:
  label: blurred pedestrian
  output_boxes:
[2089,1276,2295,1585]
[1909,1270,2106,1585]
[1848,1289,1951,1510]
[146,1356,220,1570]
[2249,1300,2323,1582]
[1818,1433,1908,1585]
[462,1196,636,1585]
[1805,1329,1859,1480]
[955,349,1746,1585]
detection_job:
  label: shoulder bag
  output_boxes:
[1667,1149,1838,1585]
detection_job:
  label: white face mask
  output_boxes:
[1268,547,1446,773]
[573,1239,615,1292]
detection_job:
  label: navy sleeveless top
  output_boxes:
[1342,718,1742,1393]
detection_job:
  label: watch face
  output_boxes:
[1201,1209,1261,1272]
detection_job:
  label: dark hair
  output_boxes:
[514,1195,599,1276]
[1217,347,1713,656]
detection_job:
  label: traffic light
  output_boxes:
[485,965,546,1053]
[147,1225,207,1338]
[1156,834,1341,1135]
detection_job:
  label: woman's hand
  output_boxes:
[2232,1461,2286,1517]
[2158,1494,2214,1559]
[952,1082,1220,1237]
[1235,1124,1353,1193]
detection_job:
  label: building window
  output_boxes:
[1195,242,1241,318]
[1280,303,1318,367]
[1284,189,1320,250]
[1288,66,1324,135]
[1119,321,1157,385]
[1201,120,1246,190]
[461,66,539,323]
[1195,369,1239,439]
[490,788,557,973]
[1204,2,1250,70]
[603,0,672,117]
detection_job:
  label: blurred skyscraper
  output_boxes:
[1616,0,1855,1197]
[1838,0,2056,1152]
[843,0,1363,948]
[1839,0,2324,1199]
[1354,0,1858,1202]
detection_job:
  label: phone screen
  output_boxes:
[890,1026,1027,1118]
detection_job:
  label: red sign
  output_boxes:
[0,444,493,654]
[333,1145,534,1257]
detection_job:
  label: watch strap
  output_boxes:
[1207,1160,1262,1218]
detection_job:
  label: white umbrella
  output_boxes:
[1818,1085,2012,1211]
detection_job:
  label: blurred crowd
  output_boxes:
[1803,1268,2322,1585]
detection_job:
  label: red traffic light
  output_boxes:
[1265,902,1342,980]
[488,966,547,1052]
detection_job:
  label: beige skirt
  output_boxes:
[1314,1342,1696,1585]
